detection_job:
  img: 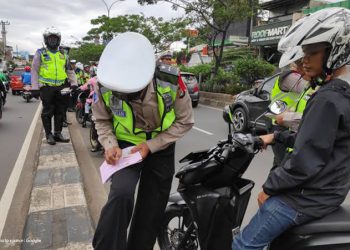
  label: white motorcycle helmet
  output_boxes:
[43,26,61,50]
[279,46,304,68]
[76,62,84,71]
[97,32,155,94]
[278,7,350,71]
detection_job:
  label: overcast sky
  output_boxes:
[1,0,184,54]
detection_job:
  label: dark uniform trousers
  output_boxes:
[92,141,175,250]
[40,85,65,135]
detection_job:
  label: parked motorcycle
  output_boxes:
[158,101,350,250]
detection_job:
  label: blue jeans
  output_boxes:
[232,196,313,250]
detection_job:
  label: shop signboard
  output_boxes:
[251,20,292,46]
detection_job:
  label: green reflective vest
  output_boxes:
[101,80,177,145]
[76,71,86,85]
[270,77,302,122]
[38,49,67,86]
[286,86,316,152]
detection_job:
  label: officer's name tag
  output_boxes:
[110,96,125,117]
[113,109,126,117]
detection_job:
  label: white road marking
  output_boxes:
[0,103,42,237]
[193,126,214,135]
[198,104,223,111]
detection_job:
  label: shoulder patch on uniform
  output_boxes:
[100,86,110,95]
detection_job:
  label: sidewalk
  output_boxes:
[21,128,94,250]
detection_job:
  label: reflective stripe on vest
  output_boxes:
[101,80,177,145]
[39,49,67,86]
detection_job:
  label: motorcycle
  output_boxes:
[90,119,103,152]
[0,91,3,120]
[75,90,90,124]
[2,80,9,92]
[158,100,350,250]
[1,84,6,118]
[21,85,33,103]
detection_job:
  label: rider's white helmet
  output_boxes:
[279,46,304,68]
[97,32,156,93]
[76,62,84,71]
[278,7,350,70]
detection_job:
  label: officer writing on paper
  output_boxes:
[91,32,194,250]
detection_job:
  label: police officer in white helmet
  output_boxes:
[30,26,77,145]
[92,32,194,250]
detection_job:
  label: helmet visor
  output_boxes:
[46,35,60,49]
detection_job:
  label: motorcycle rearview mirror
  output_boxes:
[223,105,233,140]
[252,100,288,135]
[268,100,287,115]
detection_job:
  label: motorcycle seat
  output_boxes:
[169,192,182,203]
[291,205,350,235]
[168,192,186,205]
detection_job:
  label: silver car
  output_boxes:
[181,72,200,107]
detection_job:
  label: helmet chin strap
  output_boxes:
[310,47,332,89]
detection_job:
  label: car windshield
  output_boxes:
[261,75,278,93]
[11,70,24,76]
[181,75,198,85]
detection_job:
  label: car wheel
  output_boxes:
[192,101,198,108]
[232,107,247,132]
[12,90,16,95]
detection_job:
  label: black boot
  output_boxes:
[53,133,70,143]
[62,120,72,127]
[46,133,56,145]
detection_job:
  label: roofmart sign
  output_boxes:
[251,20,292,46]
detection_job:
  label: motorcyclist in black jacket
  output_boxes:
[233,7,350,250]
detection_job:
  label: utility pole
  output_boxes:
[102,0,125,18]
[1,20,10,59]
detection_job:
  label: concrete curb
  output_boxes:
[67,113,107,229]
[0,104,43,250]
[21,128,94,250]
[199,91,235,108]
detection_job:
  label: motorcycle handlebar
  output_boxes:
[253,136,264,151]
[220,147,231,162]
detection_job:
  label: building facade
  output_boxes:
[250,0,349,65]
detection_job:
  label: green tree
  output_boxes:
[69,44,105,64]
[83,14,191,52]
[234,57,275,85]
[138,0,259,76]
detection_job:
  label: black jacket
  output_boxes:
[263,78,350,218]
